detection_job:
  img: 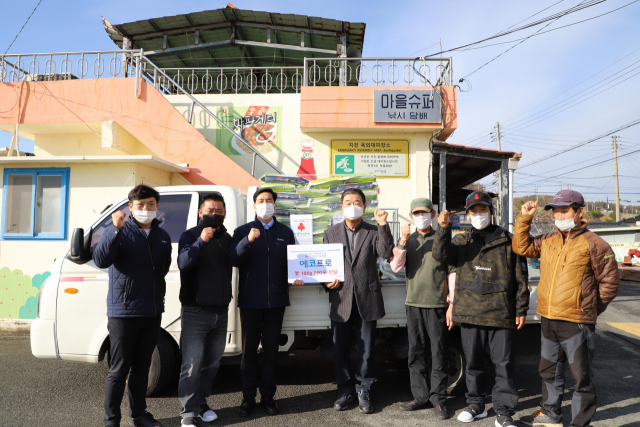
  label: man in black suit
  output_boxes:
[323,188,394,414]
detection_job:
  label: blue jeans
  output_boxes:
[178,306,228,418]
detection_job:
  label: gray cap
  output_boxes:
[410,198,434,212]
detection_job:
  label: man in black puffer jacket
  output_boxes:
[94,185,172,427]
[433,191,529,427]
[177,193,232,427]
[228,188,303,418]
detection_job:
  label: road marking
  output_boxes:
[607,323,640,337]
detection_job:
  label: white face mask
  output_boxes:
[469,212,490,230]
[343,205,364,220]
[413,213,431,230]
[132,210,156,225]
[555,213,578,232]
[255,203,275,221]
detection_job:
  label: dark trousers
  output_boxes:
[178,307,228,418]
[332,299,377,394]
[104,316,161,426]
[539,317,596,427]
[460,324,518,416]
[406,306,449,405]
[240,306,286,399]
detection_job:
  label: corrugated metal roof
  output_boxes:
[102,6,365,70]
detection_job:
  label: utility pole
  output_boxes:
[613,136,620,222]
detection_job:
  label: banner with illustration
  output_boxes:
[216,106,282,156]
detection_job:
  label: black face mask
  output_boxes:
[201,214,224,228]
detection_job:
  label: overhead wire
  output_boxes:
[462,0,590,79]
[3,0,45,55]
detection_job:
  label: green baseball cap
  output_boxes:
[410,198,434,213]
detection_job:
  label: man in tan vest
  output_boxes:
[512,190,620,427]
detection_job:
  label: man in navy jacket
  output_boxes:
[228,187,302,417]
[177,193,232,426]
[93,185,172,427]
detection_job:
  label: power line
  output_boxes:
[517,118,640,169]
[505,60,640,131]
[521,148,640,186]
[3,0,44,55]
[456,0,640,55]
[419,0,609,59]
[463,0,590,79]
[502,44,640,127]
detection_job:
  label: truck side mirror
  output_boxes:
[69,228,92,264]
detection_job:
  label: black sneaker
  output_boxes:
[520,410,563,427]
[198,404,217,422]
[495,415,517,427]
[434,403,451,420]
[238,396,256,417]
[456,403,488,423]
[260,395,279,416]
[358,390,373,414]
[333,392,355,411]
[130,412,162,427]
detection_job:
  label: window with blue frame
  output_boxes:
[2,168,70,240]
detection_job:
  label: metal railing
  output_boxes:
[137,53,283,176]
[303,57,453,87]
[0,50,138,82]
[156,66,304,95]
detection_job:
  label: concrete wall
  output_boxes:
[166,93,434,224]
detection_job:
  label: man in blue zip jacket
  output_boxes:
[228,187,303,417]
[177,193,232,427]
[93,185,172,427]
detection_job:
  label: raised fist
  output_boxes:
[374,209,388,225]
[112,211,126,229]
[521,201,538,216]
[401,223,411,240]
[438,210,450,228]
[201,227,214,243]
[248,228,261,243]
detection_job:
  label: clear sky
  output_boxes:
[1,0,639,204]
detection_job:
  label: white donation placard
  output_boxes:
[287,244,345,283]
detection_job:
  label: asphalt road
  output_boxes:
[1,282,640,427]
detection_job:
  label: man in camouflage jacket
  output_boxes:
[433,191,529,427]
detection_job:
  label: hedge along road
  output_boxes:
[1,281,639,427]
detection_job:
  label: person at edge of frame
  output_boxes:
[322,188,394,415]
[514,190,620,427]
[227,187,304,418]
[433,191,530,427]
[390,197,455,420]
[93,184,172,427]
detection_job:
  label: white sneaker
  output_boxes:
[181,417,197,427]
[495,415,517,427]
[457,404,488,423]
[198,405,218,422]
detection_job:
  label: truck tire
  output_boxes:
[146,332,178,396]
[446,336,466,396]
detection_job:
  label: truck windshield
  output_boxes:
[90,194,191,252]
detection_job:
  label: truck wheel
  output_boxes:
[147,332,178,396]
[446,336,466,396]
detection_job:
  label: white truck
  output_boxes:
[31,184,538,395]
